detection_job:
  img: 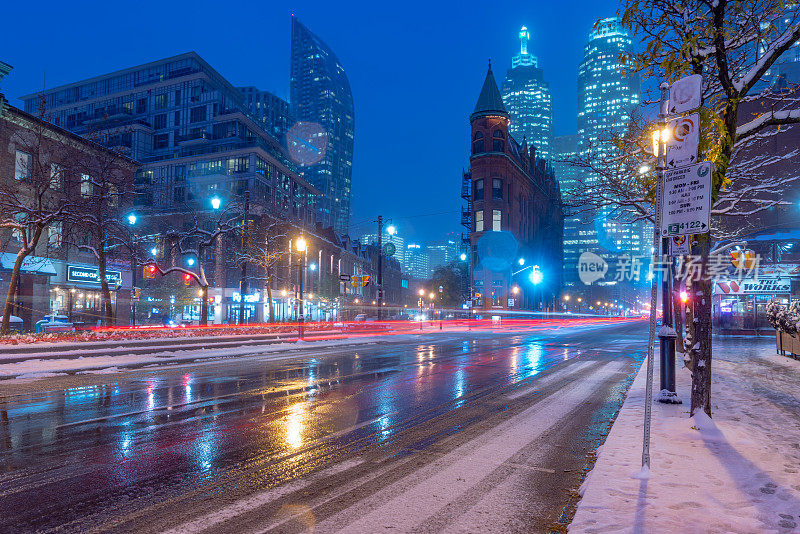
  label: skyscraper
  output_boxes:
[570,18,642,286]
[238,86,294,141]
[290,17,355,235]
[501,26,553,161]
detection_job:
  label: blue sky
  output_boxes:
[0,0,622,243]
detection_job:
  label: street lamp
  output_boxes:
[518,258,525,266]
[459,253,467,261]
[211,196,222,210]
[126,213,138,326]
[127,213,137,225]
[386,224,397,236]
[295,236,308,336]
[187,257,196,267]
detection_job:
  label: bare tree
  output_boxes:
[65,127,138,326]
[145,203,241,326]
[583,0,800,416]
[233,215,289,323]
[0,102,73,334]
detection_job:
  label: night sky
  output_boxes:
[0,0,621,244]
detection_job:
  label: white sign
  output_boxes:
[578,251,608,285]
[665,113,700,168]
[669,235,690,256]
[669,74,702,115]
[507,298,515,307]
[715,278,791,295]
[232,291,260,303]
[662,161,712,237]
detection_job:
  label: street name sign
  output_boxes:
[669,74,702,115]
[661,161,712,237]
[665,113,700,168]
[339,274,351,281]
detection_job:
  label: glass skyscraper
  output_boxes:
[290,17,355,236]
[501,26,553,161]
[570,18,643,285]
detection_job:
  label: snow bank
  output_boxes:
[569,346,800,532]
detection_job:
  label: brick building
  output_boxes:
[465,65,563,311]
[0,97,139,330]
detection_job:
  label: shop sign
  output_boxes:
[232,291,260,303]
[715,278,790,295]
[67,265,122,286]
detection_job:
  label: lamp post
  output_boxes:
[438,285,444,330]
[296,236,307,337]
[127,213,138,326]
[418,288,424,331]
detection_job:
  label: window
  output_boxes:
[174,110,181,126]
[154,94,166,110]
[48,221,62,248]
[493,130,505,152]
[472,131,484,154]
[154,133,169,149]
[475,210,484,232]
[190,106,206,123]
[492,178,503,200]
[80,174,92,197]
[174,90,181,106]
[474,179,483,201]
[14,150,32,181]
[173,187,185,204]
[492,210,502,231]
[154,113,167,129]
[50,163,64,190]
[107,184,118,207]
[136,98,147,114]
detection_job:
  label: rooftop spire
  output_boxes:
[471,62,508,121]
[512,26,538,68]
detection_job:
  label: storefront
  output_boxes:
[713,267,797,333]
[49,262,132,326]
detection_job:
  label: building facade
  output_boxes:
[404,243,431,280]
[571,18,644,301]
[0,99,138,330]
[501,26,553,161]
[467,66,563,312]
[290,17,355,235]
[238,86,294,142]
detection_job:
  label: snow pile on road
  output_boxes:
[0,336,386,381]
[570,348,800,532]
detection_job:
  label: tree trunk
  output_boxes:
[1,253,26,335]
[97,246,114,327]
[200,285,208,326]
[266,264,275,323]
[690,233,713,417]
[673,273,685,353]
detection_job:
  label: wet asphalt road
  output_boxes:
[0,320,647,533]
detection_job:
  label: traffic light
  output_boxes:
[729,249,756,269]
[132,287,142,299]
[361,275,370,287]
[143,264,157,279]
[183,273,192,286]
[679,290,689,303]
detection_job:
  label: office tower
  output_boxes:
[501,26,553,161]
[238,86,294,141]
[290,17,355,235]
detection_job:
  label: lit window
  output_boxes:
[493,210,502,231]
[14,150,32,181]
[81,174,92,197]
[475,210,484,232]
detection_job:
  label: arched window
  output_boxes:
[493,130,505,152]
[472,131,484,154]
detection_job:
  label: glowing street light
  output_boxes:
[296,236,307,252]
[529,267,543,285]
[150,247,158,256]
[512,286,520,295]
[186,257,196,266]
[563,295,570,301]
[429,292,435,300]
[459,253,467,261]
[418,289,425,297]
[386,224,397,236]
[127,213,137,225]
[210,197,222,210]
[518,258,525,266]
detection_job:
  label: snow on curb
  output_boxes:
[569,346,800,533]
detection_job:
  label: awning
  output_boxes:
[0,253,57,276]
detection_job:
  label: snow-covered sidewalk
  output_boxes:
[570,338,800,533]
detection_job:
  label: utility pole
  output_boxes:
[239,188,250,324]
[377,215,383,321]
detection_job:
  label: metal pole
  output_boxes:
[239,189,250,325]
[642,82,670,469]
[131,237,137,327]
[377,216,383,321]
[299,249,305,338]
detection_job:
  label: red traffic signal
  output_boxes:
[143,264,157,279]
[183,273,192,285]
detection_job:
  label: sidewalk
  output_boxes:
[569,337,800,533]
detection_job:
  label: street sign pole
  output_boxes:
[642,82,670,470]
